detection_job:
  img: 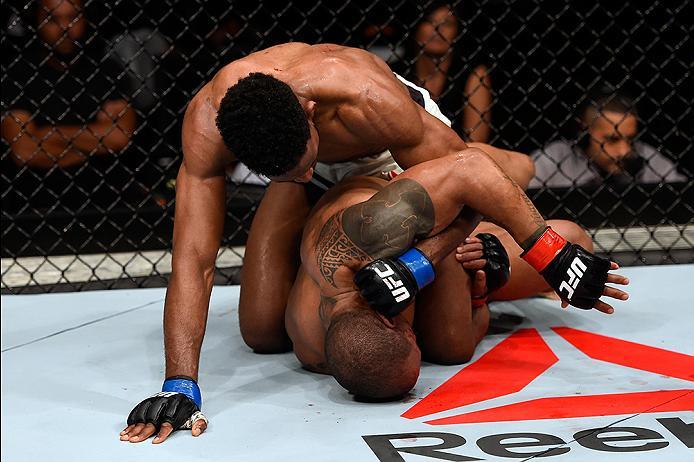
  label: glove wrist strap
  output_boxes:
[163,376,202,408]
[397,248,435,289]
[520,227,567,272]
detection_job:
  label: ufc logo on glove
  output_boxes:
[373,263,411,303]
[559,257,587,299]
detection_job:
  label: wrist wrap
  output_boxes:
[521,227,568,272]
[396,248,435,289]
[162,376,202,408]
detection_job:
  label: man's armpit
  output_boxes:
[341,178,435,258]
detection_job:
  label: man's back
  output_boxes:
[183,42,435,176]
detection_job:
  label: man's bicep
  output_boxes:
[172,162,226,269]
[341,179,436,258]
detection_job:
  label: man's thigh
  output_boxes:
[239,181,311,352]
[414,252,486,364]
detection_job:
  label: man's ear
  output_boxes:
[304,100,317,120]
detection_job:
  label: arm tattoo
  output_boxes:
[314,179,435,287]
[341,179,435,258]
[316,213,371,287]
[492,165,546,233]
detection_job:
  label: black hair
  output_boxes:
[215,72,310,177]
[581,86,637,120]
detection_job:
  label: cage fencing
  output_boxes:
[2,0,692,293]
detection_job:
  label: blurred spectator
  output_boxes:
[147,8,257,207]
[110,28,168,112]
[354,3,407,66]
[410,2,492,142]
[530,88,685,188]
[1,0,135,170]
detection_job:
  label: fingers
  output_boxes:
[607,273,629,286]
[121,423,145,442]
[152,423,174,444]
[593,300,615,315]
[457,250,484,263]
[603,285,629,301]
[460,259,486,271]
[120,424,136,441]
[470,270,487,298]
[456,241,483,254]
[610,261,620,270]
[123,422,157,443]
[192,418,208,437]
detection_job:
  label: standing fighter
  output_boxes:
[119,42,593,443]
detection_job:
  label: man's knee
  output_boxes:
[422,337,476,365]
[550,219,594,252]
[241,328,292,354]
[238,303,292,354]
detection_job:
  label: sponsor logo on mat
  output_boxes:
[363,327,694,460]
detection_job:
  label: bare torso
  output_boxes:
[182,43,463,177]
[285,176,393,371]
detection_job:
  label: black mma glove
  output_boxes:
[521,227,610,309]
[127,376,208,431]
[354,248,435,318]
[476,232,511,294]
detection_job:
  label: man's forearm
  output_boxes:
[415,207,481,265]
[39,122,122,154]
[163,263,216,380]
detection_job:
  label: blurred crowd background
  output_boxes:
[2,0,692,292]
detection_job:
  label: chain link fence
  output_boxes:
[2,0,692,293]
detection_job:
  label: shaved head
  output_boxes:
[325,309,420,400]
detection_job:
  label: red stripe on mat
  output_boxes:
[425,389,694,425]
[403,328,557,419]
[553,327,694,381]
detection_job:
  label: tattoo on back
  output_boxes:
[316,213,371,287]
[315,179,435,287]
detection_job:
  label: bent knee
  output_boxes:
[239,314,292,354]
[423,343,476,366]
[242,331,292,354]
[549,220,593,252]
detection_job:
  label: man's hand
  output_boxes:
[456,233,511,294]
[558,261,629,314]
[120,393,208,444]
[456,233,511,306]
[522,227,629,313]
[354,248,435,317]
[120,377,208,444]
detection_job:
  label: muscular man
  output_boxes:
[283,166,628,398]
[120,42,593,443]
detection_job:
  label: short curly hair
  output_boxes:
[215,73,310,177]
